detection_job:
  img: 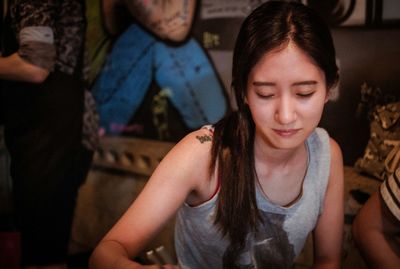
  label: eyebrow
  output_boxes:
[292,80,318,86]
[252,80,318,86]
[252,81,275,86]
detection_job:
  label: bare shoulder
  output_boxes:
[327,137,344,187]
[193,126,214,145]
[154,127,214,187]
[329,137,343,164]
[172,126,214,157]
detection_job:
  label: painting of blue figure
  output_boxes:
[92,23,227,136]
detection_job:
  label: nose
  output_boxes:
[275,96,297,125]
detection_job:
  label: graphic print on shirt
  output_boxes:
[240,212,295,269]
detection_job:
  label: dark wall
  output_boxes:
[320,28,400,165]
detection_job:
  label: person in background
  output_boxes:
[89,1,344,268]
[0,1,93,268]
[352,167,400,268]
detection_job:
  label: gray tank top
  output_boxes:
[174,128,331,269]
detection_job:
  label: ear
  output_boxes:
[326,71,340,102]
[326,79,340,102]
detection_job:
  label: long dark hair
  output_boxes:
[209,1,339,268]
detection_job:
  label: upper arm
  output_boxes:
[100,129,213,257]
[1,1,58,82]
[124,0,197,41]
[17,1,57,71]
[352,179,400,268]
[354,191,400,242]
[313,138,344,267]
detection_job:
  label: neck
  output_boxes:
[253,136,306,171]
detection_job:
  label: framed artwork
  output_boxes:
[380,0,400,25]
[303,0,400,27]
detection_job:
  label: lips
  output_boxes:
[273,128,300,137]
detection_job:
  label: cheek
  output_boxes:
[248,103,274,125]
[302,99,326,120]
[247,100,263,119]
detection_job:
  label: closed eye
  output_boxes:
[296,92,315,98]
[256,93,274,99]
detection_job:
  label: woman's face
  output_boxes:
[246,42,328,150]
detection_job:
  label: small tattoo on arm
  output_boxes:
[196,135,212,144]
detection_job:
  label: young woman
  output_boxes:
[89,1,344,268]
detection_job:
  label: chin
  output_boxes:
[270,134,309,150]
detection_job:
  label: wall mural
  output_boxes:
[92,22,227,136]
[87,0,231,141]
